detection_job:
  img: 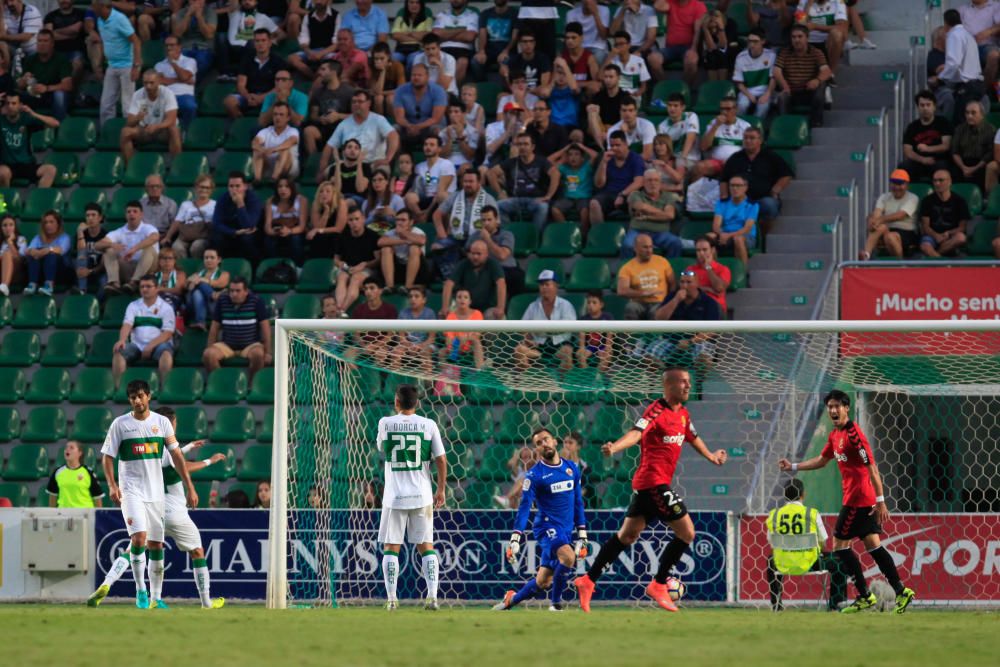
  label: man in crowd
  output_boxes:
[120,70,181,164]
[302,61,355,156]
[259,68,308,127]
[860,169,921,261]
[340,0,390,53]
[393,63,448,151]
[0,92,59,188]
[934,9,986,124]
[901,90,953,183]
[617,233,675,321]
[433,0,479,85]
[774,24,832,127]
[439,239,506,319]
[203,276,273,378]
[586,64,630,147]
[93,0,141,128]
[252,101,300,182]
[590,131,645,228]
[432,170,498,277]
[693,97,752,181]
[513,269,576,371]
[734,27,777,119]
[488,132,560,231]
[657,92,701,168]
[96,201,160,295]
[113,274,175,387]
[473,0,517,80]
[140,175,178,237]
[919,169,969,257]
[224,28,286,119]
[623,169,681,259]
[721,127,793,230]
[648,0,706,87]
[686,236,731,317]
[155,35,198,128]
[607,97,656,161]
[16,29,72,120]
[212,172,263,263]
[951,99,994,188]
[324,89,398,169]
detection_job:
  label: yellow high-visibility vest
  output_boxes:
[766,502,822,575]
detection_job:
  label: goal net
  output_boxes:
[267,318,1000,609]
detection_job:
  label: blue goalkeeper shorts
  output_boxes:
[536,528,572,571]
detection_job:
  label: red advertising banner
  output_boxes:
[740,514,1000,603]
[840,266,1000,356]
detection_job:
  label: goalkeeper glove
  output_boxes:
[575,529,589,559]
[506,531,524,564]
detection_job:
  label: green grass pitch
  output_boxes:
[2,605,997,666]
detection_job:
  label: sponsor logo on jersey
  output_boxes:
[635,418,650,430]
[131,441,160,456]
[550,480,574,493]
[663,434,685,445]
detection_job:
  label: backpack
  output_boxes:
[261,263,297,286]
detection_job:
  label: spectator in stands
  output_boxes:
[171,0,217,75]
[0,92,59,188]
[441,287,485,368]
[263,177,307,264]
[406,135,456,223]
[577,289,613,373]
[734,27,777,120]
[648,0,707,87]
[497,70,540,118]
[0,0,41,63]
[617,233,675,320]
[307,180,349,258]
[798,0,847,80]
[686,235,731,316]
[540,57,586,139]
[472,0,516,79]
[439,239,506,319]
[203,276,273,377]
[693,96,752,180]
[331,28,371,90]
[213,171,263,263]
[392,0,434,68]
[93,0,140,128]
[712,175,758,267]
[651,269,720,369]
[606,97,656,161]
[720,127,793,229]
[489,132,560,231]
[746,0,792,50]
[610,0,657,56]
[252,101,300,182]
[184,247,230,330]
[590,131,645,228]
[326,138,371,205]
[340,0,390,53]
[323,89,399,171]
[153,247,186,314]
[286,0,339,80]
[482,101,525,170]
[432,169,497,274]
[45,441,103,508]
[113,274,176,386]
[935,9,987,124]
[393,285,436,374]
[154,35,197,128]
[466,204,523,295]
[223,0,280,77]
[253,480,271,509]
[565,0,610,66]
[72,204,106,295]
[302,61,355,156]
[606,30,650,102]
[524,98,569,160]
[554,21,600,98]
[120,70,181,164]
[163,175,215,259]
[260,68,308,127]
[623,169,681,258]
[697,8,739,80]
[650,134,687,194]
[0,213,25,296]
[393,63,448,151]
[16,30,72,120]
[351,276,398,365]
[927,26,948,87]
[919,169,970,257]
[370,42,406,117]
[141,174,179,237]
[549,142,598,230]
[860,169,921,261]
[378,208,429,293]
[96,202,159,295]
[774,24,832,128]
[657,92,701,169]
[493,445,535,509]
[503,30,553,95]
[224,28,285,119]
[901,90,953,183]
[432,0,478,85]
[513,269,576,371]
[363,168,405,227]
[440,101,479,171]
[959,0,1000,95]
[952,99,995,189]
[23,210,70,296]
[333,205,381,312]
[44,0,88,82]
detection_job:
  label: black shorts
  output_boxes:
[833,505,882,541]
[888,228,920,254]
[626,484,688,524]
[7,162,39,182]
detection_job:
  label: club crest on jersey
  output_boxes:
[566,468,572,476]
[151,426,159,434]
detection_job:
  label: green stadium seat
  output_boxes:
[107,187,148,221]
[199,82,237,116]
[506,292,536,320]
[476,81,503,117]
[65,187,108,222]
[253,257,298,293]
[44,152,80,186]
[984,187,1000,218]
[52,117,97,151]
[175,406,208,441]
[719,257,748,290]
[969,220,998,255]
[159,367,205,403]
[19,221,40,242]
[257,408,274,443]
[524,258,564,290]
[13,296,56,328]
[210,406,256,442]
[299,153,322,184]
[952,183,983,215]
[183,117,226,150]
[31,127,54,151]
[560,367,607,404]
[0,408,21,442]
[237,445,272,481]
[0,331,41,366]
[738,115,764,132]
[727,0,753,35]
[25,367,71,403]
[282,293,321,319]
[478,445,514,481]
[22,406,67,442]
[297,258,336,292]
[3,444,49,481]
[773,148,797,175]
[141,39,166,67]
[70,407,115,443]
[496,406,542,444]
[588,404,632,442]
[175,329,209,366]
[113,368,160,403]
[86,331,119,366]
[226,481,259,504]
[224,116,261,150]
[41,331,87,367]
[0,367,26,402]
[506,221,539,258]
[221,257,253,282]
[96,117,127,151]
[203,368,248,404]
[248,367,274,404]
[0,482,30,507]
[214,153,253,185]
[693,80,736,114]
[22,188,64,221]
[191,481,213,507]
[56,294,100,328]
[189,445,237,481]
[566,258,613,291]
[166,153,211,187]
[582,222,625,257]
[444,408,488,444]
[0,295,10,326]
[70,367,114,404]
[0,188,23,216]
[767,115,811,149]
[908,182,932,201]
[80,153,124,187]
[537,222,582,257]
[646,80,690,112]
[100,295,132,329]
[165,187,192,204]
[123,153,165,187]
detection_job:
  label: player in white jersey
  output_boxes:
[99,380,197,609]
[88,407,225,610]
[378,384,447,611]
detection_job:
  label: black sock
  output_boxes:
[868,546,904,595]
[834,548,869,597]
[654,537,691,584]
[587,534,627,582]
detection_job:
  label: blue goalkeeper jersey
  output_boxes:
[514,458,587,538]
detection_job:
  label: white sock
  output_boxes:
[148,549,165,601]
[382,552,399,601]
[422,550,439,600]
[130,547,147,593]
[102,553,131,588]
[192,556,212,607]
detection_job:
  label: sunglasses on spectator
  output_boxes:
[889,179,907,185]
[680,271,698,278]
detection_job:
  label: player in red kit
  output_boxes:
[574,367,727,612]
[778,390,915,614]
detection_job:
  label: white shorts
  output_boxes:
[378,505,434,545]
[165,509,203,552]
[121,497,165,542]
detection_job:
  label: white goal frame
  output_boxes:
[266,318,1000,609]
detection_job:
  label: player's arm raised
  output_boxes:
[182,452,226,474]
[689,435,727,466]
[777,453,832,472]
[167,437,199,508]
[601,428,642,457]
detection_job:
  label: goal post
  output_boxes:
[267,318,1000,609]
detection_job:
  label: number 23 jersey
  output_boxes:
[378,413,446,509]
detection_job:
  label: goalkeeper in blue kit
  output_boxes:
[493,428,589,611]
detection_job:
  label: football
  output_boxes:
[665,577,686,602]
